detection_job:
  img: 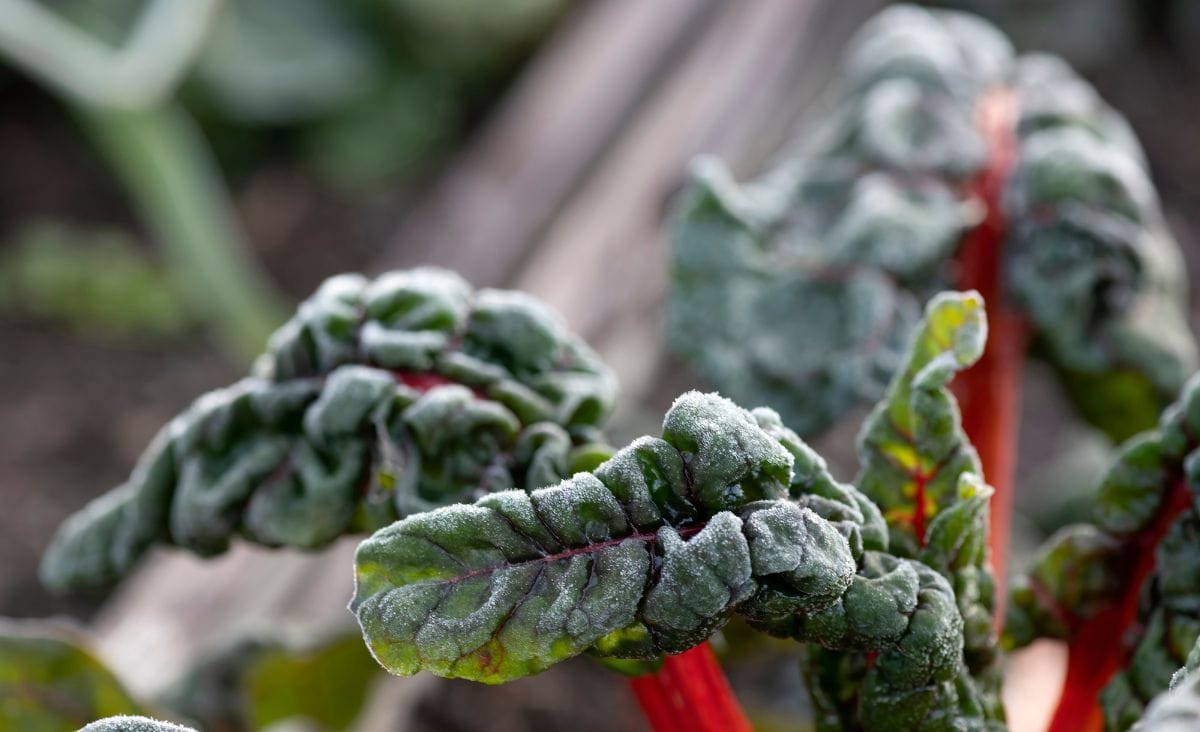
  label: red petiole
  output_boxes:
[628,643,752,732]
[951,87,1027,623]
[1046,478,1192,732]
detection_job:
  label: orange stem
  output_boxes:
[627,643,752,732]
[952,87,1027,623]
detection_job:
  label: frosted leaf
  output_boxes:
[1011,374,1200,726]
[642,513,755,652]
[671,3,1196,449]
[352,392,906,683]
[350,387,977,727]
[660,391,793,511]
[667,6,996,441]
[42,269,616,591]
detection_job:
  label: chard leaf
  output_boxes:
[856,290,985,555]
[353,391,980,728]
[668,3,1196,445]
[351,391,810,683]
[0,619,144,731]
[667,5,1003,439]
[1005,81,1198,440]
[801,290,1002,730]
[1007,373,1200,726]
[41,268,615,592]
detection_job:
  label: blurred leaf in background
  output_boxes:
[183,0,569,189]
[164,629,380,732]
[0,618,145,732]
[0,220,193,339]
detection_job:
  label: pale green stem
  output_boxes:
[0,0,220,111]
[0,0,288,361]
[80,105,287,360]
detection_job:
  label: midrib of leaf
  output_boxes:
[426,524,705,587]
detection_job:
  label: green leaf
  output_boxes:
[41,269,616,592]
[668,3,1197,446]
[1008,373,1200,723]
[667,5,1007,440]
[0,619,144,731]
[352,391,805,683]
[799,290,1003,730]
[1004,524,1124,649]
[856,290,985,556]
[1005,54,1198,442]
[164,628,379,731]
[352,391,979,726]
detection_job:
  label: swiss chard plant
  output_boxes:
[21,4,1200,732]
[669,3,1196,599]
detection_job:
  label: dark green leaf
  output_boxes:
[352,390,979,727]
[42,269,615,591]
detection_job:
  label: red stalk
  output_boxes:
[1046,478,1192,732]
[628,644,752,732]
[951,87,1028,623]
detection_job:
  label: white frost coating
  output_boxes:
[744,503,855,602]
[592,437,673,529]
[530,473,630,545]
[662,391,793,509]
[353,486,651,681]
[80,716,196,732]
[642,513,753,642]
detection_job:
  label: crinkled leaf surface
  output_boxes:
[1007,373,1200,726]
[42,268,616,591]
[353,391,978,729]
[668,3,1196,443]
[1006,57,1198,441]
[668,5,1002,439]
[793,291,1002,730]
[0,619,143,732]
